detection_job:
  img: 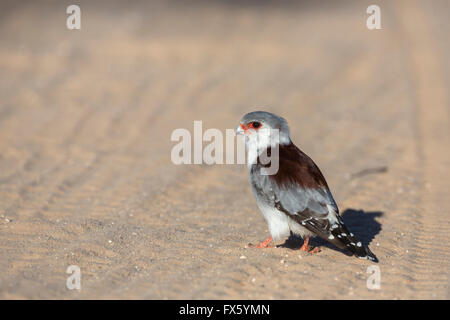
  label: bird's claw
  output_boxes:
[245,237,274,248]
[299,236,320,254]
[300,246,320,254]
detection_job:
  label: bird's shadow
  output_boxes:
[279,209,383,255]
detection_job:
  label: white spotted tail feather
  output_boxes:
[328,215,378,262]
[274,198,378,262]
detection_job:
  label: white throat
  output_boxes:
[245,128,289,168]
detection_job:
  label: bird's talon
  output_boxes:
[309,247,320,254]
[246,237,273,248]
[298,236,319,254]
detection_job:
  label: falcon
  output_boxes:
[236,111,378,262]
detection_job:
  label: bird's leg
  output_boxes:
[246,237,274,248]
[299,236,320,253]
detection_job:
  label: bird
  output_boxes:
[236,111,378,262]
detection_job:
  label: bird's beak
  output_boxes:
[236,124,245,135]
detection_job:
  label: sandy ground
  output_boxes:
[0,0,449,299]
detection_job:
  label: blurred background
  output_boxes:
[0,0,448,299]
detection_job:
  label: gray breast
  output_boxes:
[249,165,275,206]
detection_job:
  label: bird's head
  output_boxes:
[236,111,291,148]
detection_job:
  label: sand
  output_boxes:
[0,0,448,299]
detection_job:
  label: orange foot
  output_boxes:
[246,237,274,248]
[299,236,320,254]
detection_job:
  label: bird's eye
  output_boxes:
[251,121,261,129]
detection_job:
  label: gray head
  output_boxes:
[236,111,291,145]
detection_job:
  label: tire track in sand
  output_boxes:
[394,0,450,297]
